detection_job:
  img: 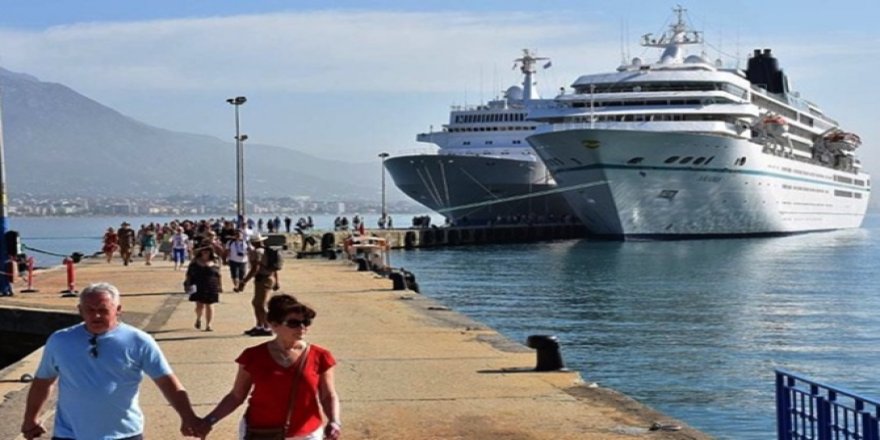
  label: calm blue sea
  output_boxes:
[9,213,880,439]
[391,214,880,440]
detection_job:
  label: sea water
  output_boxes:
[8,213,880,439]
[390,214,880,440]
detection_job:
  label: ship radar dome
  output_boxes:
[632,57,643,67]
[685,54,710,64]
[505,85,524,102]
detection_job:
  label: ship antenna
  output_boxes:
[641,5,702,63]
[514,49,549,102]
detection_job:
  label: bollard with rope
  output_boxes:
[22,256,38,293]
[20,244,88,298]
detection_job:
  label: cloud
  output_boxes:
[0,10,617,94]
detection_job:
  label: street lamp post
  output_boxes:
[226,96,247,227]
[378,152,389,224]
[0,93,10,295]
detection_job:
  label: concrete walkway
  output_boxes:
[0,254,709,439]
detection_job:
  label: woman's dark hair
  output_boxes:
[267,294,316,323]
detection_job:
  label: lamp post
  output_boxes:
[226,96,247,227]
[0,93,10,295]
[378,152,389,222]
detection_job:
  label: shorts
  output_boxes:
[251,275,275,309]
[173,248,186,263]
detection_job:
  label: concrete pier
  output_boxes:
[0,253,708,439]
[278,223,587,255]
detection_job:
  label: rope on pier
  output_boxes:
[22,243,84,259]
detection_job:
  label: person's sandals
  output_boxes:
[205,326,213,332]
[195,319,201,330]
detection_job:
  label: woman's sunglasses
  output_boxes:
[283,318,312,328]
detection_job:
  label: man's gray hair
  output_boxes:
[80,282,121,305]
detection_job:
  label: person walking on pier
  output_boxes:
[239,233,280,336]
[171,227,191,271]
[186,246,222,332]
[118,222,136,266]
[19,282,209,440]
[102,227,119,263]
[226,230,249,292]
[201,294,341,440]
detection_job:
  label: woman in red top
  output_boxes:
[102,227,119,263]
[202,294,341,440]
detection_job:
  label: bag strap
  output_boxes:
[282,343,311,432]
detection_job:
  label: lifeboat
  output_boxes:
[761,113,788,137]
[762,114,787,126]
[824,131,861,151]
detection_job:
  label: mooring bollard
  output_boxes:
[22,256,38,293]
[60,257,78,297]
[526,335,566,371]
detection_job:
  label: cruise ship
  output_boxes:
[527,8,869,238]
[384,50,576,225]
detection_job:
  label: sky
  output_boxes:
[0,0,877,174]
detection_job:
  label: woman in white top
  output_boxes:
[226,230,250,292]
[171,228,190,271]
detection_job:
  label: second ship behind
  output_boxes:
[384,50,577,226]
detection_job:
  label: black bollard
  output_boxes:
[389,271,406,290]
[355,257,369,272]
[526,335,566,371]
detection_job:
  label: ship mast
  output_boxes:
[641,6,702,63]
[513,49,549,102]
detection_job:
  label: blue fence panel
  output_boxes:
[776,369,880,440]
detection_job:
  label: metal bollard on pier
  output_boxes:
[526,335,567,371]
[60,256,78,297]
[22,256,38,293]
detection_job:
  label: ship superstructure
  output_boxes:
[526,7,869,238]
[384,50,576,225]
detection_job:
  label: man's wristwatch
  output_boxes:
[206,415,219,426]
[329,421,342,429]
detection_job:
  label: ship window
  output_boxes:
[679,157,694,164]
[627,157,644,164]
[664,156,680,164]
[570,158,582,165]
[513,140,521,144]
[463,141,471,145]
[704,156,715,165]
[485,141,493,145]
[693,157,706,165]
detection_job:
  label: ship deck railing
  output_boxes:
[776,369,880,440]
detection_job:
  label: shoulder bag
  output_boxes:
[244,344,311,440]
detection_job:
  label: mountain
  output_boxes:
[0,67,377,199]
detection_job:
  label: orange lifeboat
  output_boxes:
[824,131,861,151]
[762,114,787,126]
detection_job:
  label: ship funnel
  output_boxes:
[746,48,789,95]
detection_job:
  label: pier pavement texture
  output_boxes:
[0,255,709,439]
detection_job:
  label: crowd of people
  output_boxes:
[24,214,346,439]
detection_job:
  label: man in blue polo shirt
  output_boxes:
[20,282,210,440]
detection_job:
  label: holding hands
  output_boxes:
[324,421,342,440]
[180,415,212,438]
[20,420,46,440]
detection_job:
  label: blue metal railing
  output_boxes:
[777,369,880,440]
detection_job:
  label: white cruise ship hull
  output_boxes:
[384,154,576,224]
[528,128,870,238]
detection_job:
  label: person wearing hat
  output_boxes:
[117,222,136,266]
[238,233,278,336]
[185,244,222,332]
